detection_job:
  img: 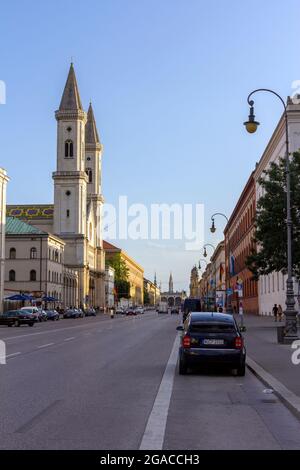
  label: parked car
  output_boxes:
[177,312,246,376]
[37,310,48,322]
[63,309,80,319]
[126,308,137,316]
[136,307,144,314]
[45,310,60,321]
[77,308,85,318]
[20,306,40,322]
[85,308,96,316]
[0,310,35,327]
[171,308,179,314]
[116,307,124,314]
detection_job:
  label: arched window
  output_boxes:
[86,168,92,183]
[30,270,36,281]
[54,250,59,262]
[9,248,16,259]
[48,270,51,282]
[9,270,15,281]
[65,140,73,158]
[30,247,37,259]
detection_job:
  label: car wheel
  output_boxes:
[236,362,246,376]
[179,358,188,375]
[29,323,34,327]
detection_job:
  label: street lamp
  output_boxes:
[244,88,298,343]
[210,213,231,312]
[203,243,215,258]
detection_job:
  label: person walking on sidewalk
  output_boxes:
[278,304,283,322]
[272,304,279,321]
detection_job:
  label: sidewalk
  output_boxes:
[236,314,300,414]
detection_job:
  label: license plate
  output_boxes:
[202,339,224,345]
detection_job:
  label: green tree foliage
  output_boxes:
[246,151,300,279]
[106,254,131,300]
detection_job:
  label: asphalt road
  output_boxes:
[0,311,299,450]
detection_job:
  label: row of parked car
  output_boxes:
[0,306,98,327]
[115,306,145,316]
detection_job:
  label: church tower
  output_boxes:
[53,63,89,307]
[85,102,105,307]
[169,272,173,293]
[53,63,88,236]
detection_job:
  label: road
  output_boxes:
[0,311,299,450]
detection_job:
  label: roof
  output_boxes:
[189,312,234,323]
[85,103,100,145]
[103,240,120,252]
[7,205,54,219]
[59,63,83,111]
[6,217,46,235]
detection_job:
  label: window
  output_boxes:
[65,140,73,158]
[67,210,70,218]
[48,270,51,282]
[9,270,15,281]
[30,270,37,281]
[86,168,92,183]
[9,248,16,259]
[54,250,59,262]
[30,247,37,259]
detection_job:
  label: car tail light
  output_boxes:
[235,337,243,349]
[182,335,191,348]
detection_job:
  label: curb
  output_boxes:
[246,356,300,420]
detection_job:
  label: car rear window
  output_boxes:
[190,322,236,333]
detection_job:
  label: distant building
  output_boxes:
[189,266,199,298]
[105,266,115,309]
[144,278,160,306]
[103,241,144,305]
[0,168,9,310]
[210,241,226,309]
[161,272,186,307]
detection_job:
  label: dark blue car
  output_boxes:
[177,312,246,376]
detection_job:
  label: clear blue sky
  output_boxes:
[0,0,299,291]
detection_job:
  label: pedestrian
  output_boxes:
[218,306,223,313]
[278,304,283,322]
[272,304,279,321]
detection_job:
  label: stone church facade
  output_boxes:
[7,64,105,308]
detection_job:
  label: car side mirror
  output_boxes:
[176,326,184,331]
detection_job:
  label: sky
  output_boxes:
[0,0,299,291]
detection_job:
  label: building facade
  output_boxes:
[6,64,106,308]
[210,241,226,309]
[144,278,161,306]
[189,266,199,298]
[254,97,300,315]
[0,168,9,310]
[224,172,258,315]
[105,266,115,309]
[103,241,144,305]
[4,217,78,309]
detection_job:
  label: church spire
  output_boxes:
[169,272,173,293]
[59,63,83,111]
[85,102,100,145]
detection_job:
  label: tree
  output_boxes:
[106,254,131,300]
[246,151,300,279]
[144,288,150,305]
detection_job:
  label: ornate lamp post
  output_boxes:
[210,213,231,312]
[244,88,298,343]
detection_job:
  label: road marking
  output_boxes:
[64,337,75,341]
[7,352,21,358]
[37,343,54,349]
[139,334,180,450]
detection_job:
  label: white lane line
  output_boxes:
[139,334,180,450]
[7,352,21,358]
[64,337,75,342]
[37,343,54,349]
